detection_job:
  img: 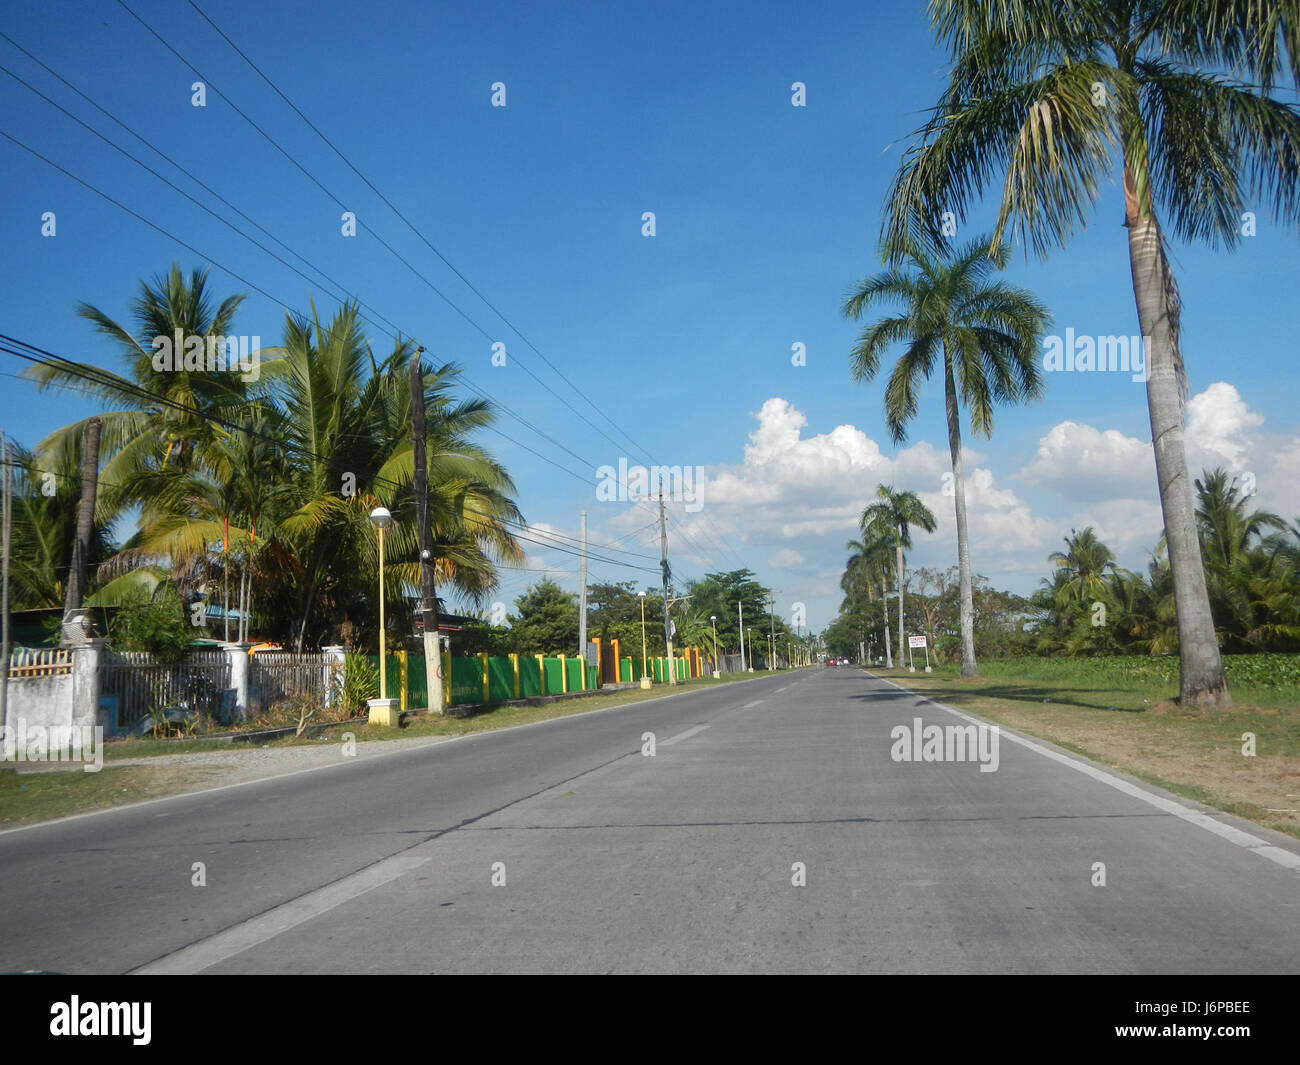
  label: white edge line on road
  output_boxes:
[130,853,431,975]
[660,724,710,747]
[0,671,802,839]
[869,673,1300,873]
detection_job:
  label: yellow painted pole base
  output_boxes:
[367,698,400,727]
[639,676,653,689]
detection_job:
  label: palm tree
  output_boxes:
[843,235,1048,678]
[1049,527,1120,609]
[860,485,937,668]
[882,3,1300,706]
[26,264,252,505]
[5,441,115,610]
[844,535,895,667]
[1193,468,1287,651]
[265,302,523,650]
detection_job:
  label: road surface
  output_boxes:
[2,668,1297,974]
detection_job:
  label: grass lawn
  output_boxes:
[2,669,796,828]
[867,660,1300,839]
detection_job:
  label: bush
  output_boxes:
[342,651,379,714]
[109,585,197,663]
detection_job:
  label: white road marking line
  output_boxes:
[742,700,764,709]
[130,853,431,974]
[660,724,710,747]
[870,674,1300,873]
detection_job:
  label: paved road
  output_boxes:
[3,668,1298,974]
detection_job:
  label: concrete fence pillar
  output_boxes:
[222,643,252,721]
[322,646,346,708]
[72,639,106,731]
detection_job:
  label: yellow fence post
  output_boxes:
[479,652,489,703]
[559,653,568,693]
[398,649,408,713]
[536,654,546,694]
[511,653,520,698]
[442,649,451,708]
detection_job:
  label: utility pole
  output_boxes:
[62,417,100,642]
[658,484,677,685]
[768,595,776,669]
[578,510,587,658]
[738,598,745,672]
[1,432,11,728]
[411,351,443,713]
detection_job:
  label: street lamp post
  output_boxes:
[368,507,399,726]
[638,589,651,689]
[710,615,719,678]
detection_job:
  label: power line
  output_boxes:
[0,126,601,484]
[113,0,648,464]
[184,0,662,470]
[1,337,658,575]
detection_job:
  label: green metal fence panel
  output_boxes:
[627,658,639,682]
[521,658,543,697]
[450,656,483,704]
[406,654,427,709]
[488,656,514,701]
[586,664,597,690]
[564,657,583,691]
[543,657,564,692]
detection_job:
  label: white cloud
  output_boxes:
[1016,420,1154,501]
[1185,381,1263,472]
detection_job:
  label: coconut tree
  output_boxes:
[843,235,1049,678]
[844,535,896,667]
[26,264,252,512]
[1193,468,1287,650]
[265,302,523,651]
[882,2,1300,705]
[860,485,937,668]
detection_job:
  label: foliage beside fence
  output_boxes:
[973,654,1300,692]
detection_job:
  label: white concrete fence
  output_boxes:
[4,643,349,736]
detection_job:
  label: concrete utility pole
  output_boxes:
[578,510,587,658]
[738,598,745,673]
[410,351,443,713]
[658,484,677,685]
[768,595,776,669]
[62,417,100,642]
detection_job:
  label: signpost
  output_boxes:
[907,634,931,674]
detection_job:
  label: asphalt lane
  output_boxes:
[3,667,1298,974]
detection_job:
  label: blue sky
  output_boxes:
[3,0,1298,633]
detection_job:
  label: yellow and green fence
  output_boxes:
[369,647,700,711]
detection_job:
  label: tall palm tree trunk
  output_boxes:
[881,577,893,668]
[1125,185,1229,707]
[62,417,100,633]
[944,358,978,677]
[896,534,906,669]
